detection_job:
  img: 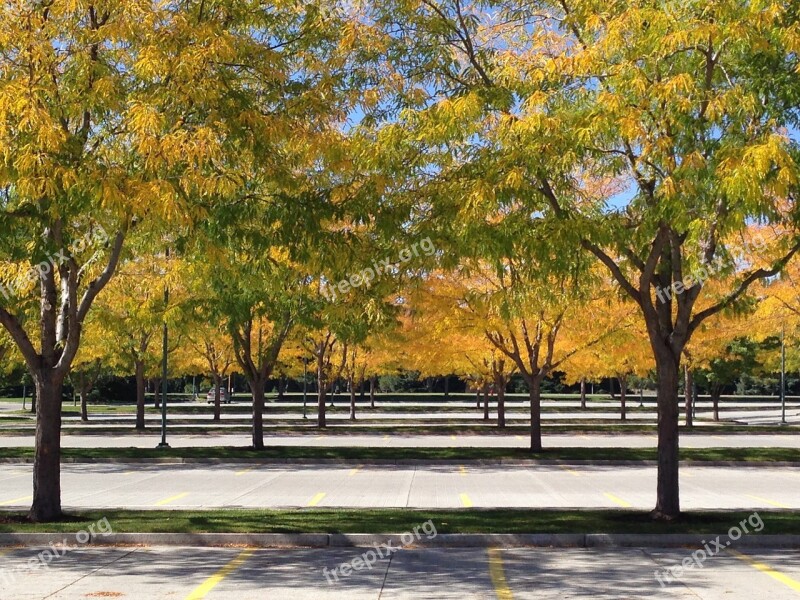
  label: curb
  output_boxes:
[1,533,799,549]
[0,457,798,467]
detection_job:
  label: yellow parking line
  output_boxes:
[746,494,791,509]
[184,548,255,600]
[155,492,189,506]
[307,492,326,507]
[729,550,800,592]
[235,466,257,476]
[0,495,31,506]
[349,466,362,476]
[514,435,523,441]
[459,465,467,477]
[604,493,632,508]
[450,435,456,440]
[459,493,473,508]
[122,471,134,476]
[558,465,580,477]
[488,548,514,600]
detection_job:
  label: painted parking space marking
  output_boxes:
[730,550,800,592]
[488,548,513,600]
[155,492,189,506]
[603,492,632,508]
[307,492,326,507]
[184,548,255,600]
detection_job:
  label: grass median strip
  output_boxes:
[0,446,796,463]
[2,509,800,535]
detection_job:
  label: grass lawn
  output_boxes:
[0,445,796,462]
[0,508,798,534]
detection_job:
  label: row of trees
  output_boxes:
[0,1,798,522]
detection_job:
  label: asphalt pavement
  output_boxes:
[1,545,799,599]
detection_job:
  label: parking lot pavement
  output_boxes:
[0,463,798,511]
[1,546,799,599]
[0,432,799,449]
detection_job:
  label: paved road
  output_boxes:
[1,432,799,448]
[1,545,799,599]
[0,463,797,510]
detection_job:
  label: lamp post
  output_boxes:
[781,325,787,425]
[157,251,170,449]
[302,359,308,419]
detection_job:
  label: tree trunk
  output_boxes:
[29,387,37,414]
[250,377,266,450]
[580,378,587,409]
[78,371,89,422]
[684,365,694,428]
[483,384,489,421]
[444,376,450,397]
[277,376,286,401]
[135,361,146,430]
[711,386,721,421]
[529,377,543,452]
[497,381,506,428]
[30,373,64,522]
[153,378,161,409]
[426,377,434,393]
[369,376,376,408]
[213,373,222,422]
[619,376,627,421]
[653,355,681,519]
[349,377,356,420]
[475,389,481,408]
[317,386,327,428]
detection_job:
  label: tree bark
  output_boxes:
[496,381,506,428]
[711,386,721,421]
[580,377,587,409]
[482,384,489,421]
[444,376,450,397]
[213,373,222,422]
[30,373,64,522]
[153,378,161,409]
[78,371,89,422]
[369,376,376,408]
[250,377,266,449]
[277,376,286,401]
[653,355,681,519]
[317,359,327,428]
[528,377,543,452]
[135,361,146,430]
[619,376,627,421]
[684,365,694,428]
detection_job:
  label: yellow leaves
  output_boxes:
[718,133,798,202]
[128,102,164,137]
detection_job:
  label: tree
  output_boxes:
[364,0,800,519]
[188,323,236,422]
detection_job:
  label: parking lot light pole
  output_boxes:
[157,254,170,449]
[302,359,308,419]
[781,325,787,425]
